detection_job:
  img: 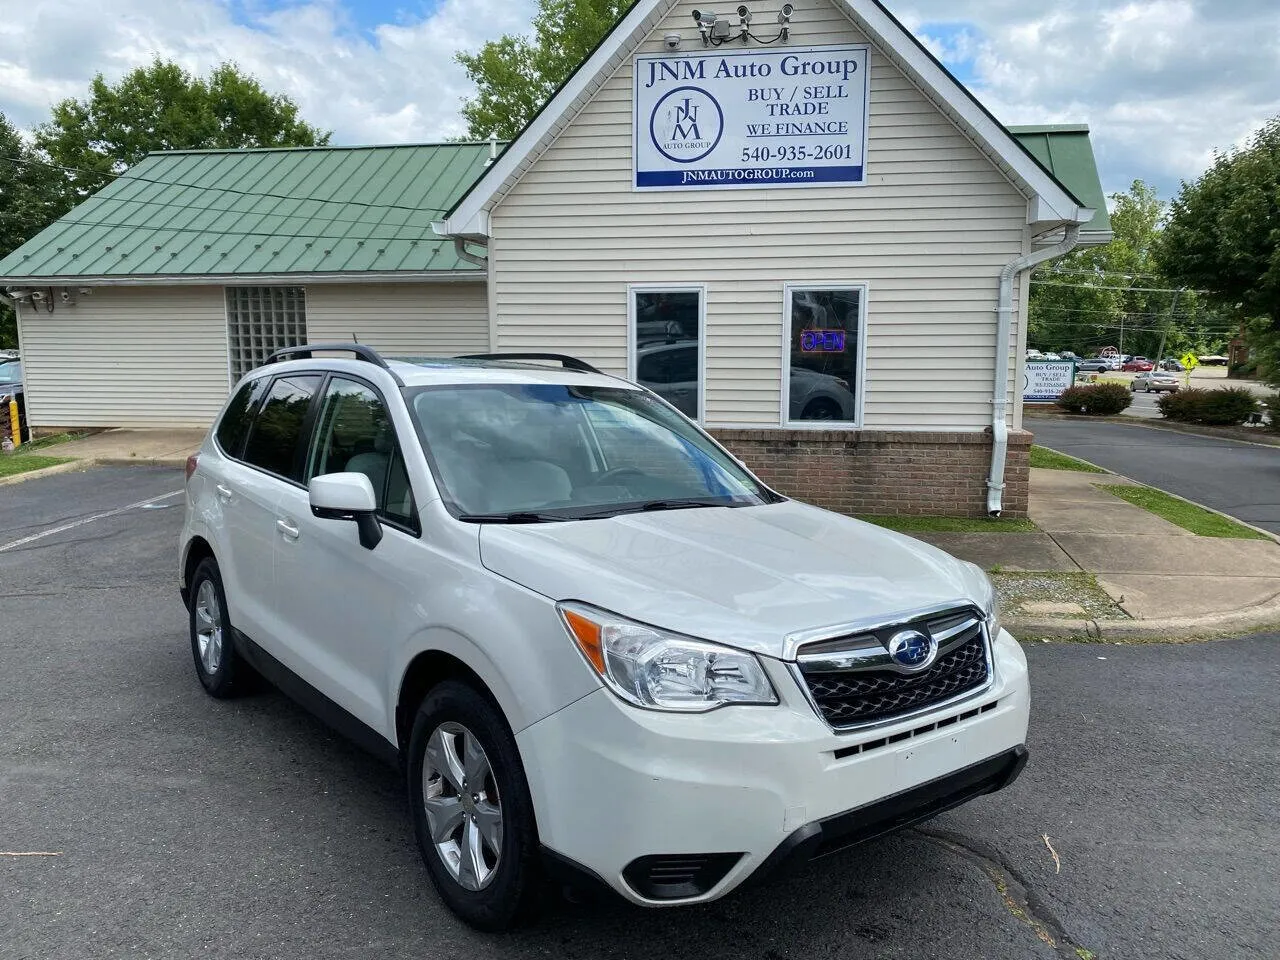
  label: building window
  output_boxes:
[783,285,866,427]
[226,286,308,381]
[629,286,704,421]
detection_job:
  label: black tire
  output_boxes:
[407,680,541,930]
[187,557,246,699]
[801,398,843,421]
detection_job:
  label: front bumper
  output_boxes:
[517,628,1030,906]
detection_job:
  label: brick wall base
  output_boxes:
[711,428,1032,518]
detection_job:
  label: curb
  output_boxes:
[1026,410,1280,449]
[0,455,187,485]
[1009,595,1280,642]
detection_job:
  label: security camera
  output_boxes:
[664,32,682,49]
[30,290,44,301]
[777,3,793,39]
[691,9,702,20]
[780,2,794,15]
[738,4,750,18]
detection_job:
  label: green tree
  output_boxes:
[1158,117,1280,383]
[34,60,330,202]
[0,111,63,348]
[456,0,632,140]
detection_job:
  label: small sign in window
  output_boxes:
[801,330,846,353]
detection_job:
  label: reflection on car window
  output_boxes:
[407,383,773,520]
[633,290,700,419]
[0,362,21,383]
[241,375,321,481]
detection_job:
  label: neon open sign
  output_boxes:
[801,330,846,353]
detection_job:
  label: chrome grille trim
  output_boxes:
[791,606,995,732]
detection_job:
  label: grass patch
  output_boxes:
[1029,445,1107,473]
[1098,484,1270,540]
[0,453,73,478]
[858,515,1038,534]
[18,431,80,452]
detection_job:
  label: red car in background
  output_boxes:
[1122,358,1154,372]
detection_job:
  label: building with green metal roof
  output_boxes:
[0,0,1110,517]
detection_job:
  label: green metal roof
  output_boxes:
[1008,125,1112,237]
[0,143,493,281]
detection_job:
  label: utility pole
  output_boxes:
[1153,287,1185,373]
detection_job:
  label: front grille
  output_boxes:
[797,610,991,729]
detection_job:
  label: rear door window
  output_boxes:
[241,375,321,482]
[215,378,268,458]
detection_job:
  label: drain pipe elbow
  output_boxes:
[988,223,1082,516]
[452,236,489,269]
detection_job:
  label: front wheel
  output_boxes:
[407,681,542,930]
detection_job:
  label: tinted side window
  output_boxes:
[216,378,266,458]
[242,375,321,481]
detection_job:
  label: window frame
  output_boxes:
[780,282,869,430]
[626,283,707,424]
[304,372,421,539]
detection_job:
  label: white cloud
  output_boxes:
[0,0,536,142]
[0,0,1276,199]
[898,0,1280,196]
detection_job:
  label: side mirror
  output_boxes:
[309,472,383,550]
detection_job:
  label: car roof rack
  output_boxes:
[455,352,603,375]
[265,343,404,386]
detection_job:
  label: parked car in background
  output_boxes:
[636,341,855,422]
[1040,352,1062,361]
[1122,358,1154,372]
[0,359,24,438]
[179,345,1029,929]
[1160,359,1185,372]
[1130,371,1180,393]
[1026,349,1044,361]
[1199,355,1229,366]
[1076,358,1113,373]
[1058,351,1079,361]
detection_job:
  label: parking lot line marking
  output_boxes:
[0,490,183,554]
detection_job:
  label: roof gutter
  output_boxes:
[987,221,1082,517]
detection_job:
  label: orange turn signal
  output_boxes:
[562,609,605,674]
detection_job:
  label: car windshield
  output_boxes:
[0,362,21,383]
[405,382,780,521]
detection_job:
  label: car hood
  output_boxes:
[478,501,988,660]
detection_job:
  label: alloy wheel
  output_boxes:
[193,579,224,674]
[422,722,503,891]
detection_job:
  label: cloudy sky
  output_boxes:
[0,0,1276,200]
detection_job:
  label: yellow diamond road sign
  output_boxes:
[1181,352,1200,370]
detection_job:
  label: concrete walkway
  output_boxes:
[916,467,1280,640]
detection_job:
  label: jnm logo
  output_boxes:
[650,86,723,164]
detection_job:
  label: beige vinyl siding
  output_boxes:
[305,283,490,357]
[489,0,1029,429]
[17,286,229,428]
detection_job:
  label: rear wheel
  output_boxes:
[187,558,248,698]
[407,681,541,930]
[801,398,842,421]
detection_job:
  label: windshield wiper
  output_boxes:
[581,499,734,519]
[456,512,569,524]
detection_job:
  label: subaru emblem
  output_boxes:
[887,629,938,672]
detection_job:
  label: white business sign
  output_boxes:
[633,44,870,190]
[1024,361,1077,403]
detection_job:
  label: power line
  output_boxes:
[0,212,446,248]
[0,153,457,216]
[1031,280,1210,295]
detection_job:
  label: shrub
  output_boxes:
[1158,388,1210,422]
[1159,387,1259,425]
[1056,382,1133,416]
[1201,388,1261,425]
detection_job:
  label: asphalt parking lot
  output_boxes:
[2,466,1277,960]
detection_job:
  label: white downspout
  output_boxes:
[988,222,1082,516]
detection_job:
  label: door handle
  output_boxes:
[276,518,300,540]
[215,483,233,502]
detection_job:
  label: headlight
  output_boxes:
[557,602,778,712]
[977,570,1003,639]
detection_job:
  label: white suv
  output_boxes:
[180,345,1029,930]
